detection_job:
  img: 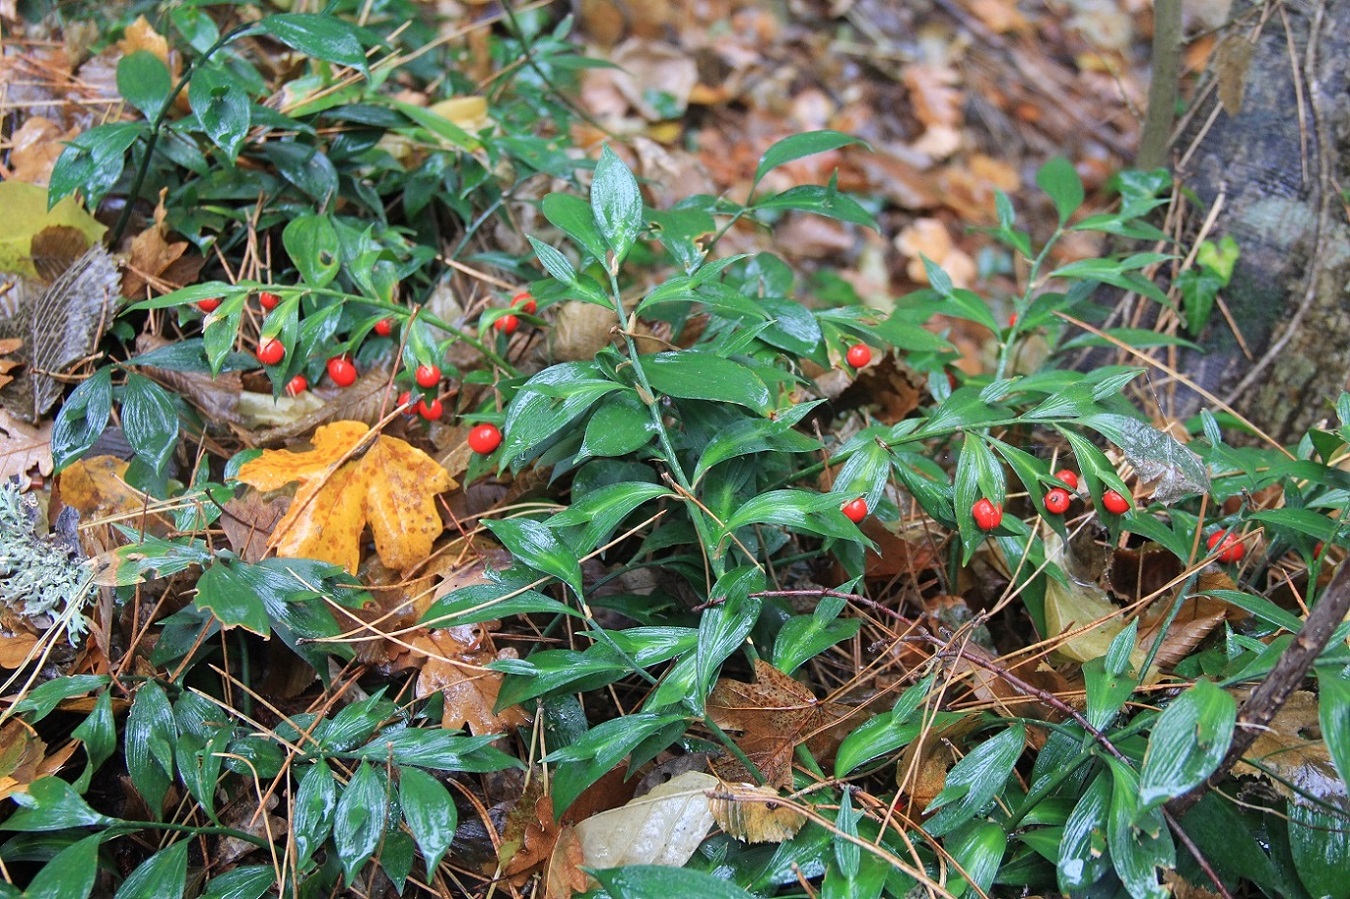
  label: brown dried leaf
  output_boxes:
[902,64,964,128]
[57,455,169,530]
[0,406,53,487]
[7,117,72,186]
[543,825,590,899]
[0,719,46,802]
[709,781,806,844]
[219,491,288,563]
[498,775,558,878]
[121,200,188,299]
[412,627,528,736]
[1233,689,1342,802]
[707,659,855,788]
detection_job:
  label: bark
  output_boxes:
[1164,0,1350,444]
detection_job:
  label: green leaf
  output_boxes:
[591,145,644,263]
[194,560,272,636]
[1106,756,1173,899]
[1289,798,1350,899]
[116,50,171,119]
[752,183,878,229]
[197,866,276,899]
[283,214,341,288]
[1058,769,1112,893]
[188,65,250,159]
[947,822,1006,899]
[1138,679,1236,812]
[120,373,179,475]
[125,682,177,820]
[1317,669,1350,790]
[835,675,936,776]
[1082,413,1210,504]
[693,413,823,485]
[71,689,116,789]
[1036,156,1084,223]
[419,584,576,629]
[546,712,686,813]
[503,363,621,464]
[51,367,113,472]
[347,729,520,771]
[1,777,119,831]
[528,235,580,287]
[12,674,109,722]
[722,489,865,544]
[581,391,657,458]
[114,839,188,899]
[548,481,673,556]
[772,595,861,676]
[752,130,866,189]
[257,14,368,73]
[333,762,387,885]
[923,723,1025,836]
[542,192,607,262]
[23,832,104,899]
[485,518,583,598]
[47,122,144,209]
[593,865,757,899]
[293,760,337,866]
[398,766,456,874]
[1082,653,1138,733]
[643,351,771,413]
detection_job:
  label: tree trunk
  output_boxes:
[1166,0,1349,444]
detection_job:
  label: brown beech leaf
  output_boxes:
[411,626,528,736]
[707,659,855,788]
[235,421,457,573]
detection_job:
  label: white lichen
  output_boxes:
[0,485,96,645]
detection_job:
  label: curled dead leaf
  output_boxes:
[708,781,806,843]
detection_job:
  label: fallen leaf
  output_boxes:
[57,455,169,532]
[498,774,558,878]
[412,626,529,736]
[573,770,717,870]
[236,421,457,573]
[0,406,53,487]
[121,191,188,299]
[543,825,590,899]
[1232,689,1342,803]
[0,182,107,280]
[0,719,47,802]
[218,491,288,563]
[708,781,806,843]
[7,117,73,186]
[0,631,40,669]
[895,218,976,289]
[707,659,855,788]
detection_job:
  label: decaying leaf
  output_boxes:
[708,780,806,843]
[0,719,78,801]
[0,241,119,422]
[1232,689,1343,803]
[0,181,107,280]
[1043,533,1149,673]
[235,421,457,573]
[412,626,528,736]
[707,659,856,787]
[1086,414,1211,505]
[0,406,53,487]
[121,192,190,299]
[572,770,717,871]
[543,825,589,899]
[498,775,559,878]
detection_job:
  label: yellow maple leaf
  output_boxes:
[236,421,456,574]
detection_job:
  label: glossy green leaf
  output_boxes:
[24,832,104,899]
[114,838,188,899]
[1058,768,1112,893]
[12,674,109,722]
[294,760,337,866]
[643,351,771,413]
[485,517,583,597]
[496,648,634,706]
[420,584,576,629]
[772,595,861,676]
[188,65,250,159]
[194,560,272,635]
[581,391,657,458]
[1036,156,1084,223]
[1106,756,1173,899]
[923,723,1025,836]
[51,367,113,472]
[835,675,937,776]
[197,866,276,899]
[283,214,340,288]
[120,373,179,475]
[0,776,119,831]
[1138,679,1236,812]
[346,728,520,771]
[257,14,368,73]
[1082,413,1210,504]
[125,681,177,820]
[542,191,607,262]
[333,762,387,885]
[693,413,822,485]
[722,489,864,543]
[548,481,673,555]
[752,130,866,189]
[398,766,456,874]
[752,184,877,229]
[47,122,144,208]
[1318,669,1350,788]
[947,822,1006,899]
[593,865,758,899]
[116,50,171,119]
[1288,798,1350,899]
[529,235,580,287]
[502,363,621,464]
[547,712,686,814]
[71,689,115,789]
[591,145,644,263]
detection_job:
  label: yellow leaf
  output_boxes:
[236,421,457,573]
[0,182,106,279]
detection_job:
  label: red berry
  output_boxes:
[374,318,394,337]
[512,291,537,314]
[1055,469,1079,491]
[197,297,221,313]
[415,364,441,388]
[258,291,280,311]
[397,390,414,413]
[1207,529,1246,563]
[1101,490,1131,515]
[845,343,871,369]
[842,497,868,523]
[972,498,1002,531]
[327,355,358,387]
[416,397,444,421]
[467,423,502,455]
[494,314,519,335]
[1044,488,1072,515]
[285,374,308,396]
[1008,312,1018,326]
[255,337,285,366]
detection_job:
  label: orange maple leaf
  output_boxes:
[235,421,456,574]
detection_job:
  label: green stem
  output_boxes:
[112,819,271,849]
[994,227,1062,382]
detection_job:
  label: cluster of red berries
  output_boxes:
[490,291,536,336]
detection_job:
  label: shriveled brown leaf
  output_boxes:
[543,825,589,899]
[57,455,170,532]
[6,117,72,186]
[219,491,288,563]
[121,193,189,299]
[0,719,47,802]
[250,367,401,446]
[0,631,40,669]
[707,659,856,788]
[498,775,558,879]
[412,626,528,736]
[709,781,806,844]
